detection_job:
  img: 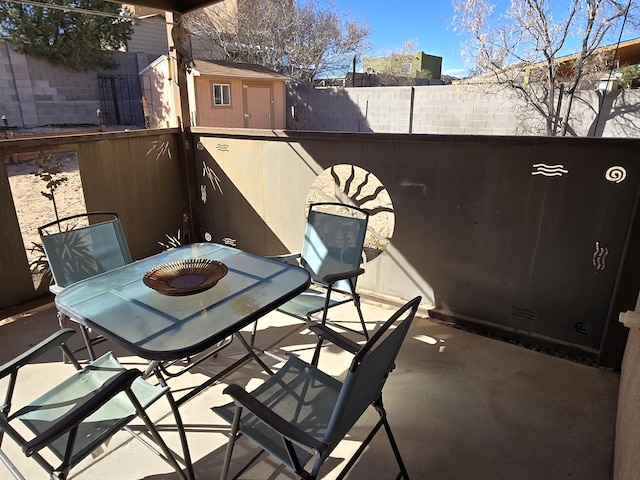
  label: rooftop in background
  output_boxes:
[192,60,291,80]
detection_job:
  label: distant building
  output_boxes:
[363,51,442,80]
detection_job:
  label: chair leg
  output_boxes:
[377,401,410,480]
[57,312,71,364]
[353,293,369,340]
[220,407,242,480]
[0,449,28,480]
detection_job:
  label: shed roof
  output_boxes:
[192,60,291,81]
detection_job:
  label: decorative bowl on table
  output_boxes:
[143,259,228,296]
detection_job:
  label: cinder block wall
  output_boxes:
[289,82,640,138]
[0,41,155,128]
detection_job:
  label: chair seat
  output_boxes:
[277,286,352,318]
[13,352,167,464]
[213,355,342,470]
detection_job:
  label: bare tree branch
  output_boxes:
[183,0,371,82]
[452,0,637,136]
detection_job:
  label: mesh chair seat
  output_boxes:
[214,355,342,470]
[213,297,421,480]
[276,285,353,318]
[14,353,166,464]
[0,329,187,480]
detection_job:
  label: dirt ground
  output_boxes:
[7,154,86,266]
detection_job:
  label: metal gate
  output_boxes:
[97,74,145,127]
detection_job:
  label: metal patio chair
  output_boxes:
[271,202,370,342]
[0,329,188,480]
[213,296,421,480]
[38,211,132,360]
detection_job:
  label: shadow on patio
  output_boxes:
[0,299,618,480]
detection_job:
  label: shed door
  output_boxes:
[243,82,274,129]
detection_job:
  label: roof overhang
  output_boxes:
[127,0,224,14]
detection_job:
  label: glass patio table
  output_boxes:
[56,242,310,378]
[55,242,310,479]
[55,243,310,376]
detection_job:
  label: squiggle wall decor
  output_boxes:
[531,164,568,177]
[201,184,207,203]
[216,144,230,152]
[222,237,237,247]
[605,166,626,183]
[593,241,608,271]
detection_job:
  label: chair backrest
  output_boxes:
[324,296,421,447]
[300,202,369,291]
[38,212,132,288]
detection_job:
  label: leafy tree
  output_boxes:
[184,0,371,82]
[0,0,133,71]
[617,64,640,88]
[452,0,639,136]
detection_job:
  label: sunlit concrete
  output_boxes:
[0,300,619,480]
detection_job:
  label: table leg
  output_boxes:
[154,371,195,480]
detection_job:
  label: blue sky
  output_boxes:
[327,1,469,77]
[326,0,640,78]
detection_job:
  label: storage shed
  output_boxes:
[141,58,290,129]
[191,60,290,129]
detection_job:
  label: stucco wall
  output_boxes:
[288,82,640,138]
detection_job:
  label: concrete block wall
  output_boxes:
[290,81,640,138]
[0,41,154,128]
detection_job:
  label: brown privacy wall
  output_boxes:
[0,129,185,310]
[192,128,640,368]
[75,131,185,261]
[0,157,34,308]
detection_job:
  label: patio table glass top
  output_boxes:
[55,243,310,361]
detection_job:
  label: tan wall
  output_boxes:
[195,76,246,128]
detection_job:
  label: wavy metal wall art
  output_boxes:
[593,242,608,271]
[531,164,569,177]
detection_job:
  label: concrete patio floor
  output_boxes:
[0,299,619,480]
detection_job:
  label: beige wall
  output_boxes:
[614,296,640,480]
[194,76,245,128]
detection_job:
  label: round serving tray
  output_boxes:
[143,258,228,296]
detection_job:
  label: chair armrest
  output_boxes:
[0,329,76,380]
[223,384,327,456]
[266,252,301,264]
[308,325,361,355]
[22,369,142,456]
[322,268,365,286]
